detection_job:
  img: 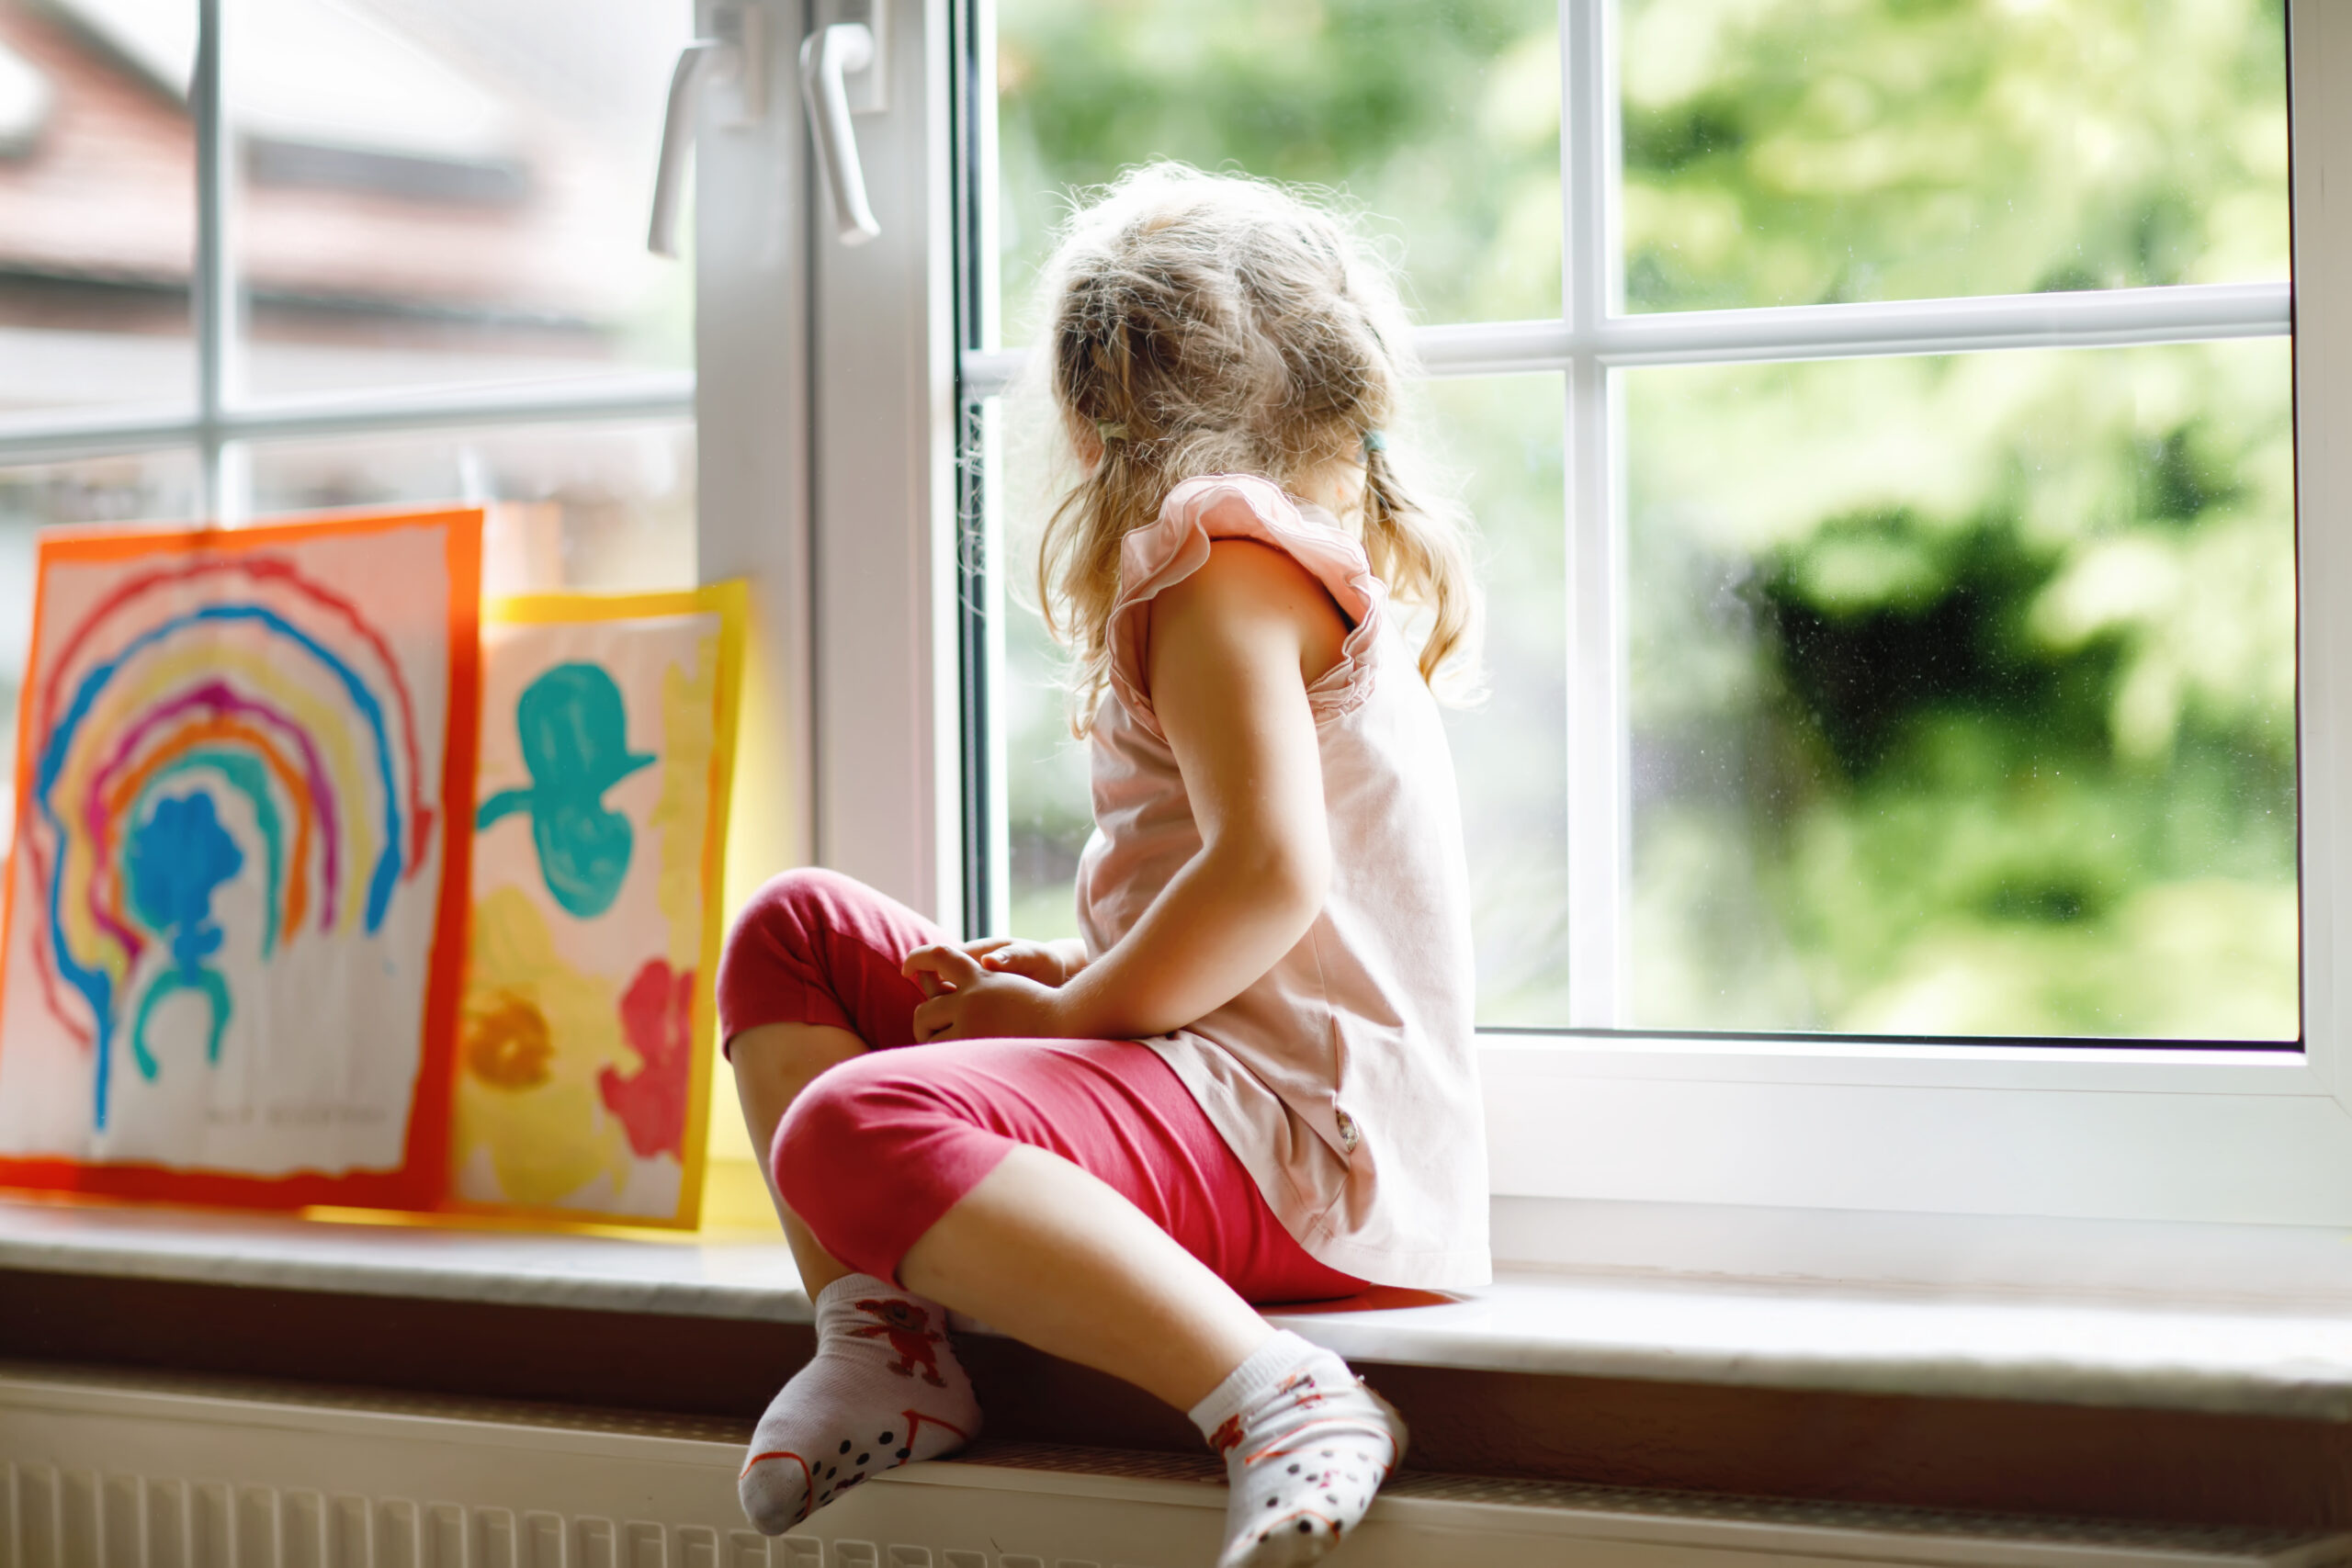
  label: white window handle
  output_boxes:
[801,22,880,246]
[648,5,765,259]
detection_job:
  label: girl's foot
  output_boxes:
[738,1274,982,1533]
[1190,1331,1408,1568]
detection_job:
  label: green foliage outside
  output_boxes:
[993,0,2297,1039]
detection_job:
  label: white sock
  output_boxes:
[1189,1330,1407,1568]
[738,1273,982,1534]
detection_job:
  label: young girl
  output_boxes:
[718,164,1487,1568]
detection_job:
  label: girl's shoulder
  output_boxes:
[1127,473,1377,612]
[1103,474,1388,737]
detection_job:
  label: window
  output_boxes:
[768,0,2352,1247]
[975,0,2295,1044]
[8,0,2340,1246]
[0,0,770,1214]
[4,0,2335,1255]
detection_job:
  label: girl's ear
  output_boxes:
[1066,409,1105,468]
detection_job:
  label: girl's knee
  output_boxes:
[773,1051,925,1217]
[718,868,875,1042]
[724,867,855,963]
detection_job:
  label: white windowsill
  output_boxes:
[4,1197,2347,1424]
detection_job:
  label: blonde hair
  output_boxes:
[1031,164,1480,731]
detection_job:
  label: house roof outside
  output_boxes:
[0,0,693,412]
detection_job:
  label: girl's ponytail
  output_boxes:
[1359,439,1475,687]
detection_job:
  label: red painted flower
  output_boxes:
[599,958,695,1159]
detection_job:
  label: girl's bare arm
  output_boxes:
[905,530,1345,1040]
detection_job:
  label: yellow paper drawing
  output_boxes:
[450,582,745,1227]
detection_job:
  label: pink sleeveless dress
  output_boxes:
[1076,474,1490,1290]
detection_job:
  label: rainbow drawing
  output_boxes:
[0,508,483,1223]
[25,551,435,1131]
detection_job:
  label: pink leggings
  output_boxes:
[718,868,1364,1304]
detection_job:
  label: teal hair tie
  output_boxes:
[1361,429,1387,453]
[1096,421,1129,442]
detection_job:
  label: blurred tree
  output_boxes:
[995,0,1562,333]
[1620,0,2290,309]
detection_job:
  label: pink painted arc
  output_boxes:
[32,552,431,876]
[79,682,346,974]
[23,551,414,1055]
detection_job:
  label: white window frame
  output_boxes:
[19,0,2318,1252]
[763,0,2352,1257]
[771,0,2352,1258]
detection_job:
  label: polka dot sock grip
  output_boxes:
[737,1273,980,1534]
[1188,1330,1408,1568]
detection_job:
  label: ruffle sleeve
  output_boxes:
[1105,473,1387,739]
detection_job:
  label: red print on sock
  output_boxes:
[1210,1414,1246,1454]
[598,958,695,1158]
[1278,1371,1332,1408]
[848,1300,950,1386]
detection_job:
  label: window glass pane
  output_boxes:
[993,0,1562,342]
[244,419,695,593]
[227,0,693,400]
[1618,0,2290,311]
[0,450,202,838]
[1624,340,2296,1040]
[1429,374,1569,1025]
[0,2,194,418]
[998,375,1572,1030]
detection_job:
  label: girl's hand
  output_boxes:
[959,936,1088,987]
[903,944,1073,1042]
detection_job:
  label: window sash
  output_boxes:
[0,0,2291,1242]
[922,0,2352,1243]
[956,0,2301,1043]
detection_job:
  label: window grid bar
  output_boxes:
[955,279,2292,399]
[194,0,229,515]
[1563,0,1627,1028]
[0,376,699,468]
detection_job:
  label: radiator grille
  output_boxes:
[5,1367,2346,1568]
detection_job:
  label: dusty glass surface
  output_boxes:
[1623,340,2297,1039]
[244,420,695,593]
[0,2,195,418]
[224,0,694,399]
[993,0,1562,341]
[1618,0,2290,311]
[997,376,1571,1028]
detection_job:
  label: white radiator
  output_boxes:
[1,1367,2344,1568]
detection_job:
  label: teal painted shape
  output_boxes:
[476,661,654,919]
[136,752,284,956]
[130,968,232,1080]
[125,791,243,1083]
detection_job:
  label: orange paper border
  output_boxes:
[0,507,483,1213]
